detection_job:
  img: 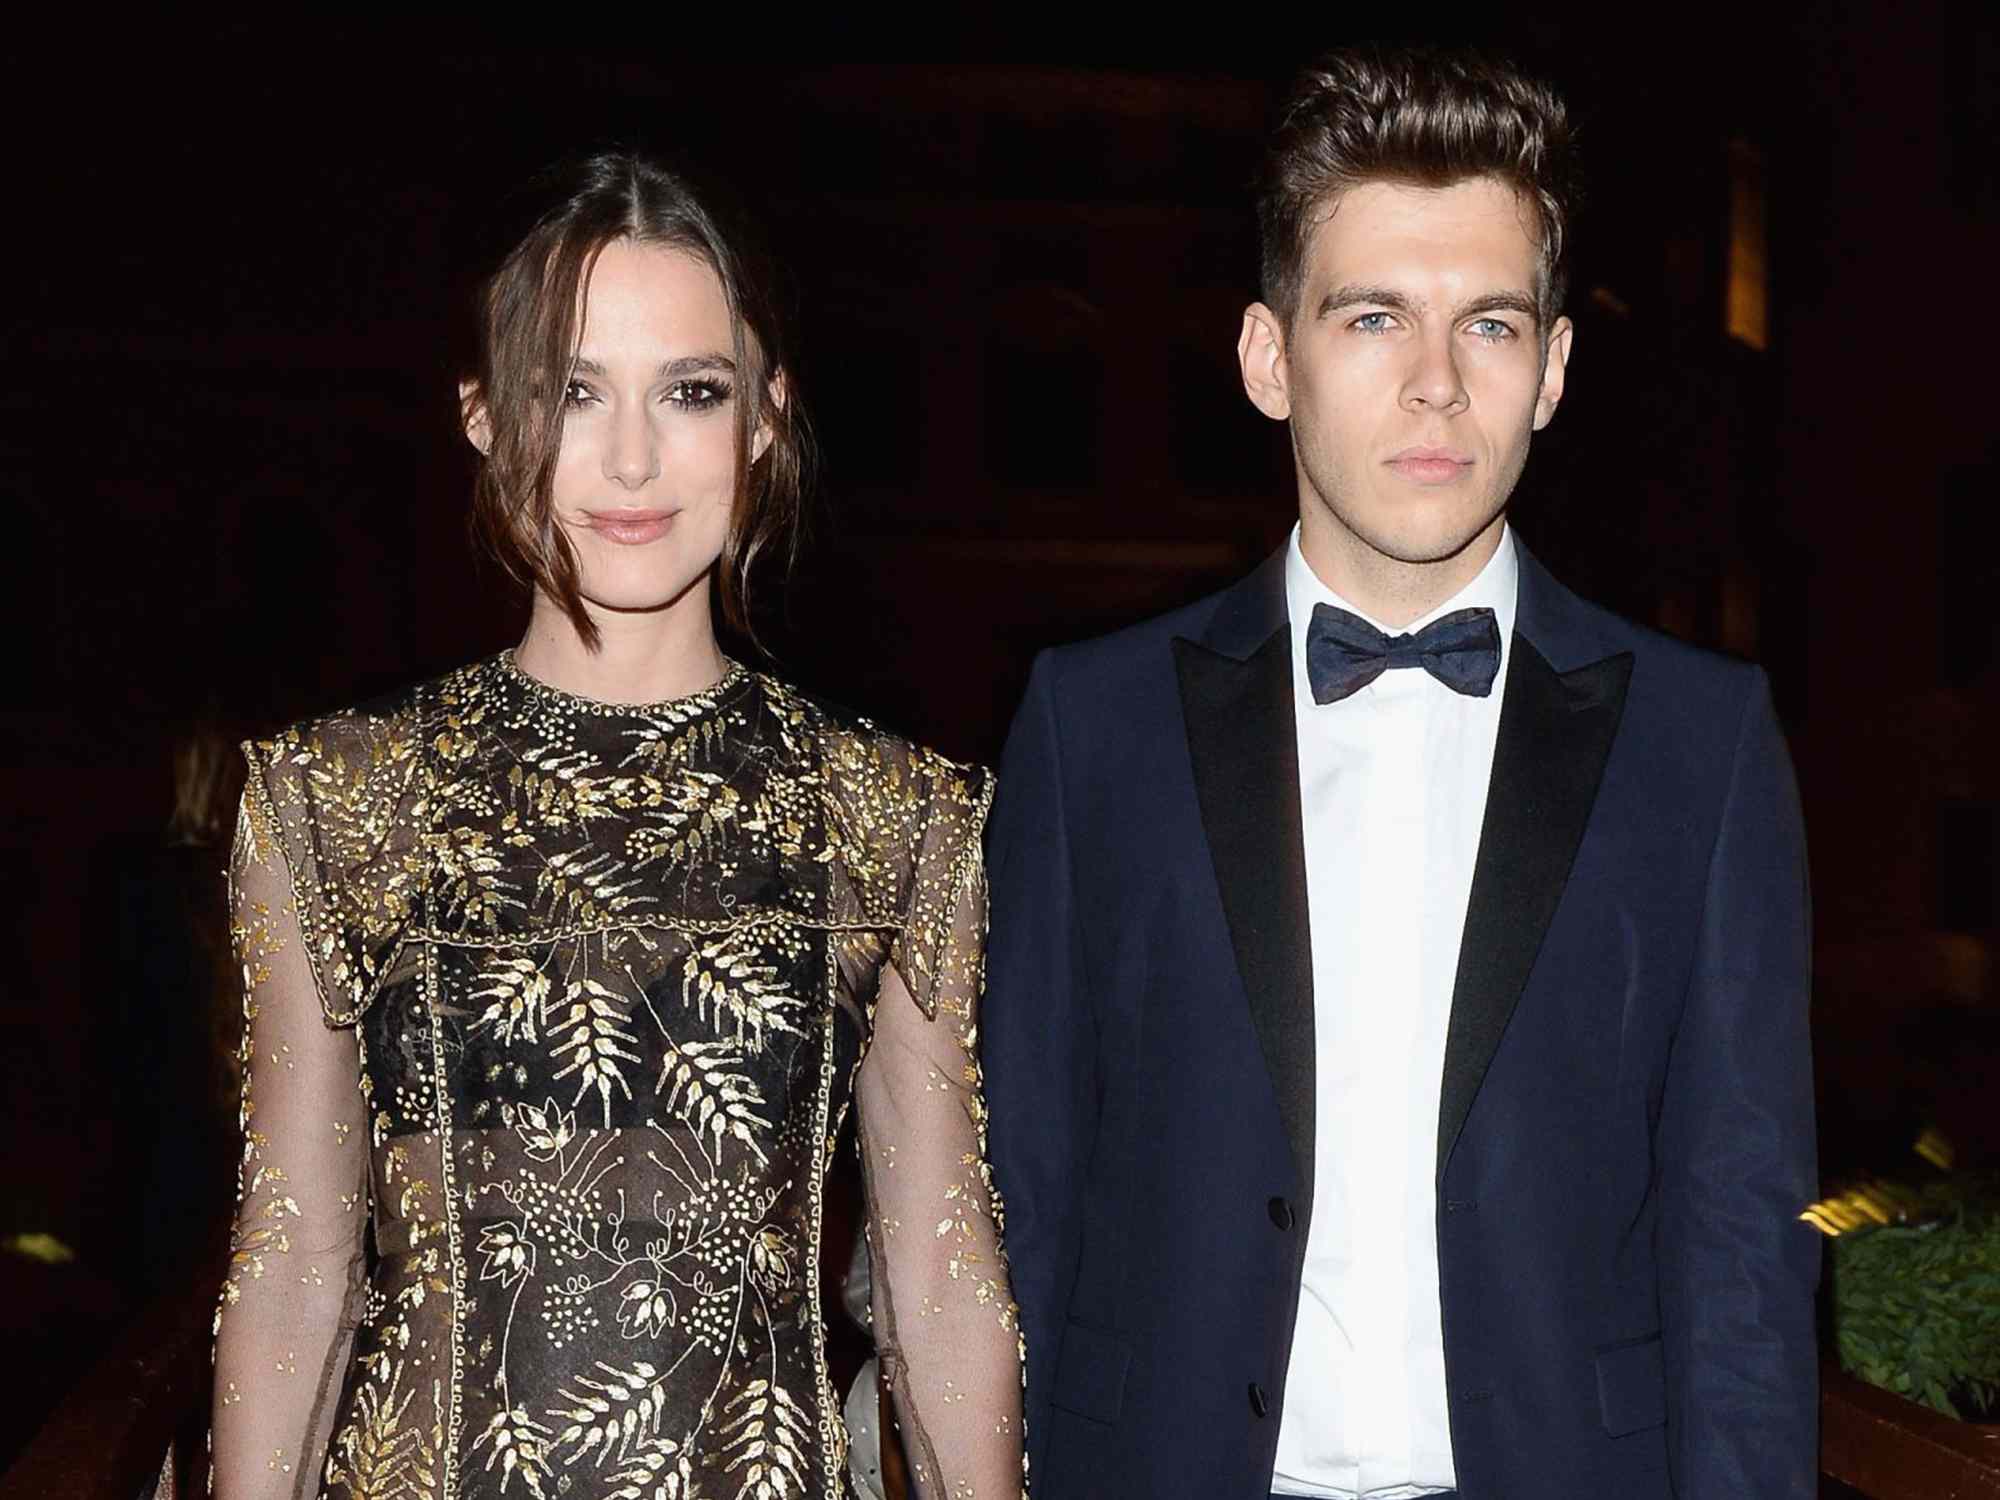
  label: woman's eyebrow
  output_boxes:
[570,353,738,377]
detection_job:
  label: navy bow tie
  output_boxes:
[1306,603,1503,705]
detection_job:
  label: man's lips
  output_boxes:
[1385,446,1474,484]
[582,509,678,545]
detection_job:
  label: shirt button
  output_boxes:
[1248,1382,1270,1417]
[1267,1197,1295,1230]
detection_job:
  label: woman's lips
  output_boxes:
[1386,448,1474,485]
[583,509,677,545]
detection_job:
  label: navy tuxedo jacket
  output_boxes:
[983,544,1819,1499]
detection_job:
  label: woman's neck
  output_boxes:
[512,587,729,705]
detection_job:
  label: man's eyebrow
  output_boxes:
[1453,291,1542,324]
[1316,284,1416,318]
[1314,285,1543,325]
[570,353,739,378]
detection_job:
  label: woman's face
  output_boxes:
[546,239,765,622]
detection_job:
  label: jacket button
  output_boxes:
[1248,1382,1269,1417]
[1267,1197,1295,1230]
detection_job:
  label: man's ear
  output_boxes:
[1238,303,1292,421]
[1532,315,1574,431]
[752,370,786,464]
[459,379,493,455]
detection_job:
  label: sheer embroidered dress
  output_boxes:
[210,655,1024,1500]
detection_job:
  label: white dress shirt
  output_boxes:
[1271,524,1518,1499]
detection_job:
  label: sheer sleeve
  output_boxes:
[208,774,370,1499]
[855,764,1027,1500]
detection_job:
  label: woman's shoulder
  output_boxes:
[234,665,491,1025]
[752,671,991,807]
[245,657,497,801]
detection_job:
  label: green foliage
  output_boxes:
[1832,1180,2000,1419]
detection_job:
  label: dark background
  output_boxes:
[1,9,1994,1463]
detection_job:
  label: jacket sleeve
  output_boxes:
[981,651,1100,1481]
[1656,669,1820,1498]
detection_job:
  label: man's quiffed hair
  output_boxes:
[1258,46,1580,326]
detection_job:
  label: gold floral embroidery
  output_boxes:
[210,657,1023,1499]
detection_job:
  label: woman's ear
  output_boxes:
[459,379,494,455]
[752,370,786,464]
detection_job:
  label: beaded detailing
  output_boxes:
[496,648,751,720]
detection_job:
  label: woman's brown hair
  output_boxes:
[467,152,811,649]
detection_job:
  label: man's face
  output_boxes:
[1241,175,1572,580]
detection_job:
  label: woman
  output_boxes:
[208,153,1025,1500]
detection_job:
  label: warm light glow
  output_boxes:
[1914,1128,1956,1171]
[1803,1130,1962,1235]
[2,1231,75,1264]
[1726,139,1769,351]
[1800,1183,1912,1237]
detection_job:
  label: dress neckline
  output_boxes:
[495,649,751,719]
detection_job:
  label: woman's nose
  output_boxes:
[604,406,660,487]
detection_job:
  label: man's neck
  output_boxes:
[1297,514,1506,629]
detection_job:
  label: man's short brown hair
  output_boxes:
[1258,46,1580,326]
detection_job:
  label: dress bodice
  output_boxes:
[209,655,1024,1500]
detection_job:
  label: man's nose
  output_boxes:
[1401,329,1469,414]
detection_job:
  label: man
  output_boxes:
[982,46,1818,1500]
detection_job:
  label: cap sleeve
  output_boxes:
[887,753,994,1021]
[242,708,425,1027]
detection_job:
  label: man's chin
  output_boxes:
[1353,512,1507,569]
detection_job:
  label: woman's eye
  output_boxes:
[666,379,733,411]
[562,379,597,408]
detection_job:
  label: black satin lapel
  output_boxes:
[1437,638,1634,1179]
[1173,631,1315,1205]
